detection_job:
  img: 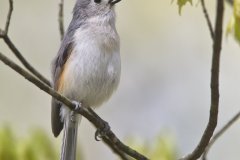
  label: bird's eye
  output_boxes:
[94,0,101,3]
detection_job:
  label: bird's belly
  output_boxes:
[61,47,121,107]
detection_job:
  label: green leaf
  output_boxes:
[17,142,37,160]
[227,0,240,44]
[226,16,235,36]
[125,133,177,160]
[234,20,240,42]
[28,129,58,160]
[150,134,177,160]
[0,126,17,160]
[177,0,193,14]
[0,126,84,160]
[234,0,240,43]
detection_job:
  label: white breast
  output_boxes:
[61,24,121,107]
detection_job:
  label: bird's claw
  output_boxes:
[70,101,82,122]
[72,100,82,111]
[95,121,110,141]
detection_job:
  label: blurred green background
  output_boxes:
[0,0,240,159]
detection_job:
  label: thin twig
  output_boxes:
[58,0,65,40]
[225,0,233,5]
[200,0,214,40]
[102,137,130,160]
[3,35,51,86]
[0,29,4,38]
[0,52,149,160]
[4,0,13,34]
[87,108,145,160]
[0,0,51,86]
[202,111,240,160]
[180,0,224,159]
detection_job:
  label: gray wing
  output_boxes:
[51,39,73,137]
[51,19,83,137]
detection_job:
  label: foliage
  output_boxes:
[176,0,240,44]
[0,126,58,160]
[227,0,240,44]
[126,133,177,160]
[176,0,193,14]
[0,126,17,160]
[0,126,177,160]
[0,126,83,160]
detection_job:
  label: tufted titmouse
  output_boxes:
[51,0,121,159]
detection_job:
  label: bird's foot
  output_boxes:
[72,100,82,111]
[70,101,82,122]
[95,120,110,141]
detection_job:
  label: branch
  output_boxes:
[4,0,13,34]
[200,0,214,40]
[202,111,240,160]
[3,35,51,86]
[58,0,65,40]
[180,0,224,159]
[0,0,13,38]
[102,137,130,160]
[87,108,141,160]
[0,0,51,86]
[0,52,149,160]
[225,0,233,5]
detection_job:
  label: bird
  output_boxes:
[51,0,121,159]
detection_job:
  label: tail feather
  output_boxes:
[60,110,81,160]
[51,98,63,137]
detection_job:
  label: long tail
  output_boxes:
[60,109,81,160]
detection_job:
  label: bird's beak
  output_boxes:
[109,0,121,5]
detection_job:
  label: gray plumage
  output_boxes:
[51,0,121,160]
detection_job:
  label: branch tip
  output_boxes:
[200,0,214,40]
[5,0,14,34]
[58,0,65,40]
[202,111,240,160]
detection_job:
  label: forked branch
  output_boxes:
[180,0,224,159]
[200,0,214,39]
[0,0,51,86]
[202,111,240,160]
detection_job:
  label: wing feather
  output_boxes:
[51,25,76,137]
[51,15,84,137]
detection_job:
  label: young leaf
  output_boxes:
[177,0,193,14]
[226,16,235,36]
[0,126,17,160]
[227,0,240,44]
[233,0,240,43]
